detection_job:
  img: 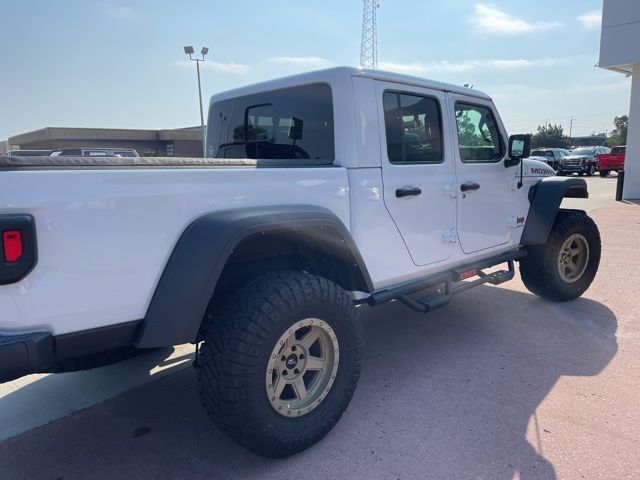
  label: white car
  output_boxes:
[0,67,600,457]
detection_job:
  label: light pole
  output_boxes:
[184,45,209,155]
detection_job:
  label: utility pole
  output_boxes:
[360,0,379,69]
[184,45,209,156]
[569,116,574,139]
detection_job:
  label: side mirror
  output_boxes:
[505,134,531,167]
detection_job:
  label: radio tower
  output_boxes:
[360,0,379,69]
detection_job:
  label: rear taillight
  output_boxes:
[3,230,23,263]
[0,215,36,285]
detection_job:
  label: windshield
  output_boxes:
[532,150,552,157]
[571,148,594,155]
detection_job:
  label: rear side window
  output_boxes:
[455,103,504,162]
[114,150,138,157]
[207,83,334,163]
[382,91,443,164]
[612,146,626,154]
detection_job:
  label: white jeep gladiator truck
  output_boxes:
[0,67,600,457]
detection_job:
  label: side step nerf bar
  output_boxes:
[367,249,527,313]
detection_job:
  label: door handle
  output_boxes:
[460,182,480,192]
[395,186,422,198]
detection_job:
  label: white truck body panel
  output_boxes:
[0,167,350,335]
[0,67,548,338]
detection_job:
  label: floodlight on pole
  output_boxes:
[183,45,209,156]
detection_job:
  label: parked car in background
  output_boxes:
[50,148,139,157]
[558,146,609,176]
[530,148,569,171]
[7,149,52,157]
[597,146,625,177]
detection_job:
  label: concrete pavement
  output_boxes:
[561,174,622,211]
[2,177,638,479]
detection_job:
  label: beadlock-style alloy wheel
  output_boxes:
[266,318,339,417]
[557,233,590,283]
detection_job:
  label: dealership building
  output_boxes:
[600,0,640,199]
[4,126,203,157]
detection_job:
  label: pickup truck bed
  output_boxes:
[597,150,625,176]
[0,155,312,169]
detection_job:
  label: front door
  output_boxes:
[375,81,457,266]
[447,94,517,254]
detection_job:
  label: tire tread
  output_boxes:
[197,270,363,457]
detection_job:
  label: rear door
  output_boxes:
[375,81,457,266]
[448,94,518,254]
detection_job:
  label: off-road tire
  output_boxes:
[197,270,363,457]
[599,170,610,177]
[520,211,601,302]
[587,164,596,176]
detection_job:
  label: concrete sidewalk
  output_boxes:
[1,197,639,479]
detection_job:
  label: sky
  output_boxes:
[0,0,631,141]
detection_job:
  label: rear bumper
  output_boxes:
[0,332,54,383]
[599,164,623,170]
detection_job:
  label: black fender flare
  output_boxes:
[520,177,588,245]
[136,205,372,348]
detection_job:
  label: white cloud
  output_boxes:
[473,4,562,34]
[578,10,602,29]
[174,60,250,74]
[102,5,137,20]
[268,56,333,68]
[379,57,570,76]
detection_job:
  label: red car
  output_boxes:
[598,146,625,176]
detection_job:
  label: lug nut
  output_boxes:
[291,345,297,352]
[283,370,288,376]
[299,354,305,359]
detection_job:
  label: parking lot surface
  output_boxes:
[1,176,638,479]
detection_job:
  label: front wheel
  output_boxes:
[599,170,610,177]
[197,271,363,457]
[587,164,596,176]
[520,211,601,301]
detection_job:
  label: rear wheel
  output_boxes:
[520,211,601,301]
[197,270,363,457]
[599,170,610,177]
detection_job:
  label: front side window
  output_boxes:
[206,83,334,163]
[455,103,504,162]
[383,91,443,164]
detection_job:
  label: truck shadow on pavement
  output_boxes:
[0,285,617,480]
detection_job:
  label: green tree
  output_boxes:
[531,124,570,149]
[455,112,485,146]
[604,115,628,147]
